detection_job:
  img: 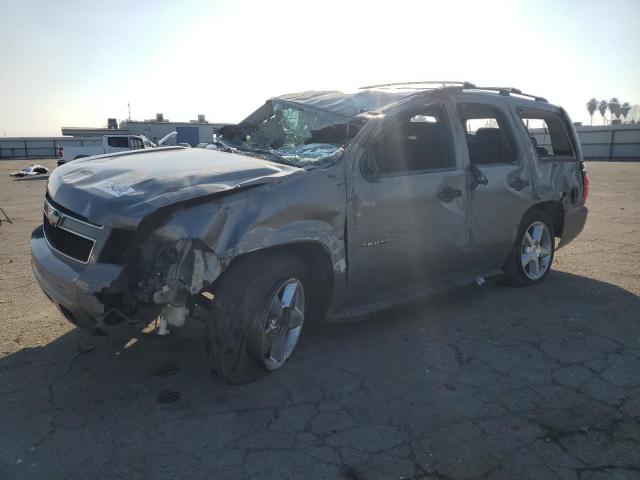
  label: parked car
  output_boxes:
[32,81,588,383]
[57,134,155,166]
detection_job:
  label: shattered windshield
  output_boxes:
[216,100,362,168]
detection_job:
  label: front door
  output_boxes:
[345,104,469,307]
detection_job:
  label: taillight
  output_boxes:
[581,162,589,204]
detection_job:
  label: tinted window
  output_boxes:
[129,137,144,150]
[520,111,574,158]
[107,137,129,148]
[372,106,454,175]
[458,104,517,165]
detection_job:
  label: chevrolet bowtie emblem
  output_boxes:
[45,204,63,227]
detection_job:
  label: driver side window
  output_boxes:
[371,106,454,176]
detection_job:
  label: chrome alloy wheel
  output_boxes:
[521,221,553,280]
[257,278,305,371]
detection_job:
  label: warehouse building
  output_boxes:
[61,114,229,146]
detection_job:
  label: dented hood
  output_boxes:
[47,147,300,228]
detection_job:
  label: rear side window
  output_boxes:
[371,106,454,175]
[107,137,129,148]
[458,104,517,165]
[520,110,574,158]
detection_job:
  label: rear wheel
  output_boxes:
[205,253,308,384]
[501,210,555,286]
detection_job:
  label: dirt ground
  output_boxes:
[0,159,638,480]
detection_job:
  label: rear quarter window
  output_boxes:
[519,110,575,159]
[107,137,129,148]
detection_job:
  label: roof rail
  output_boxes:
[359,80,477,90]
[470,86,548,103]
[358,81,548,103]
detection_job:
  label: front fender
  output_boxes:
[140,168,347,303]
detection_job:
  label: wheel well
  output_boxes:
[222,242,335,317]
[527,201,564,237]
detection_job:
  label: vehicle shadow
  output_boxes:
[1,271,638,478]
[11,175,49,182]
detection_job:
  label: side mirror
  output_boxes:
[467,163,488,189]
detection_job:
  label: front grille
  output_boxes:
[45,192,98,226]
[43,213,95,263]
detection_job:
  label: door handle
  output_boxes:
[467,164,488,189]
[437,186,462,203]
[509,178,530,191]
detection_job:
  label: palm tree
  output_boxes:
[608,98,621,123]
[586,98,598,125]
[598,100,608,124]
[620,102,631,123]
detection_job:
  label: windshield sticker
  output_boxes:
[96,180,135,197]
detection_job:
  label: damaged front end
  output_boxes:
[32,91,355,337]
[32,190,239,335]
[133,235,222,334]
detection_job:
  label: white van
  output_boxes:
[57,135,154,166]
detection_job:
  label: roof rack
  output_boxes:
[470,86,548,103]
[359,81,548,103]
[359,80,477,90]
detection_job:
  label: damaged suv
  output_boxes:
[32,81,588,383]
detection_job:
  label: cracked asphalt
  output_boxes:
[1,160,639,480]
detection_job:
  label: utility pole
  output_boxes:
[128,102,131,121]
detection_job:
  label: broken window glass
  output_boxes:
[217,100,362,168]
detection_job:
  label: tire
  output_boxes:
[205,252,309,384]
[500,209,555,286]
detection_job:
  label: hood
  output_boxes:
[47,147,300,229]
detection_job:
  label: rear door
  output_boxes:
[455,101,534,270]
[345,103,469,306]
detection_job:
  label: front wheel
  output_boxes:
[501,210,555,286]
[205,253,308,384]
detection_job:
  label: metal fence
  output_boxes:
[0,137,109,159]
[528,124,639,161]
[575,125,640,160]
[0,138,59,159]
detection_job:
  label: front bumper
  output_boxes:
[558,205,588,249]
[31,225,126,330]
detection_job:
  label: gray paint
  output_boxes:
[31,88,588,331]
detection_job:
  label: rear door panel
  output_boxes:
[454,100,535,270]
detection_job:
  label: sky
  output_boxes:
[0,0,639,136]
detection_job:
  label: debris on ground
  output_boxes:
[0,207,13,225]
[9,165,49,178]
